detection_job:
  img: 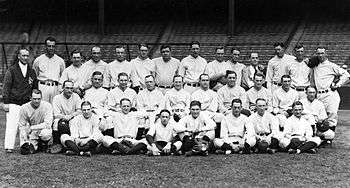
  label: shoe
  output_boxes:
[65,150,77,156]
[288,149,297,154]
[5,149,13,153]
[215,149,226,155]
[201,150,209,156]
[267,148,276,154]
[185,151,193,157]
[111,150,122,155]
[81,151,92,157]
[306,148,317,154]
[171,150,183,156]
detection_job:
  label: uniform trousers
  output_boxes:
[4,104,21,150]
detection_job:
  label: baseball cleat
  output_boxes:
[65,150,77,156]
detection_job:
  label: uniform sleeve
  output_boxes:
[2,69,13,104]
[52,97,64,119]
[318,102,328,121]
[103,65,112,88]
[18,107,30,143]
[129,61,138,87]
[207,92,219,112]
[135,93,145,110]
[92,116,102,136]
[333,64,350,87]
[201,116,216,131]
[220,117,229,139]
[241,66,250,89]
[282,118,292,138]
[178,59,186,78]
[164,93,172,111]
[59,59,66,77]
[244,117,255,138]
[240,88,248,109]
[69,117,79,139]
[146,123,156,137]
[304,120,313,139]
[31,104,54,130]
[272,91,279,110]
[32,58,40,77]
[59,69,68,84]
[270,115,280,136]
[266,61,273,90]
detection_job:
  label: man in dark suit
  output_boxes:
[2,47,38,153]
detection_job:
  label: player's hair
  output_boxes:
[294,44,304,50]
[81,101,92,108]
[292,101,303,109]
[254,72,265,79]
[316,46,326,51]
[160,45,171,52]
[190,100,201,108]
[226,70,237,77]
[231,98,242,106]
[91,46,101,52]
[159,109,171,116]
[138,43,149,50]
[44,36,56,44]
[145,74,155,80]
[32,89,42,97]
[62,80,73,88]
[199,73,209,81]
[70,49,82,57]
[115,45,125,51]
[118,72,129,80]
[190,41,200,47]
[255,98,266,104]
[280,75,291,82]
[273,42,285,48]
[120,98,131,105]
[215,46,224,52]
[18,47,30,54]
[231,48,240,54]
[173,75,183,82]
[92,71,103,78]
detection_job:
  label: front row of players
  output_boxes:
[19,88,325,156]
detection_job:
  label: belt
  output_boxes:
[156,84,172,89]
[39,80,59,86]
[291,134,303,137]
[272,81,282,86]
[186,82,199,87]
[146,109,155,112]
[117,136,134,139]
[318,89,329,94]
[172,109,185,113]
[257,132,270,136]
[291,86,306,91]
[228,134,243,138]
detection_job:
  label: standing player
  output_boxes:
[153,45,181,94]
[33,37,65,103]
[104,46,132,89]
[226,48,246,87]
[266,42,295,93]
[3,48,37,153]
[242,52,266,90]
[246,73,272,113]
[205,47,228,91]
[181,41,207,94]
[18,89,53,155]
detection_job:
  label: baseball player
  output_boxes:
[153,45,182,94]
[101,98,149,155]
[3,47,38,153]
[59,49,84,97]
[226,48,246,88]
[83,71,109,117]
[164,75,191,122]
[180,41,207,94]
[279,101,321,154]
[308,47,350,146]
[214,99,256,155]
[204,47,228,91]
[51,80,82,153]
[130,44,155,93]
[247,98,281,154]
[288,44,311,99]
[146,109,185,156]
[246,73,272,113]
[18,89,53,155]
[60,101,104,157]
[104,46,132,89]
[78,46,108,90]
[242,52,266,90]
[33,36,65,103]
[266,42,295,93]
[178,101,216,156]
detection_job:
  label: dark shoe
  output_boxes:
[82,151,92,157]
[65,150,77,156]
[111,150,122,155]
[267,148,277,154]
[288,149,297,154]
[305,148,317,154]
[185,151,193,157]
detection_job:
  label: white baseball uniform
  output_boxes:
[180,55,207,94]
[52,93,82,130]
[104,60,132,88]
[130,57,155,88]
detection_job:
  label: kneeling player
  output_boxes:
[279,101,321,154]
[214,99,256,154]
[60,101,103,157]
[146,109,184,156]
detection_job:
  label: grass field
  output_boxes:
[0,111,350,187]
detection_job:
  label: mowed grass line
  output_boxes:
[0,111,349,187]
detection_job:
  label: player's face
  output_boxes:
[173,76,183,90]
[199,75,210,90]
[227,73,237,87]
[253,75,264,88]
[250,53,259,66]
[145,76,155,91]
[71,53,82,67]
[256,100,267,115]
[30,93,42,109]
[231,50,240,62]
[120,100,131,114]
[139,46,149,59]
[274,45,284,58]
[231,102,242,116]
[91,47,101,62]
[293,104,303,118]
[63,82,74,98]
[294,47,304,60]
[45,40,56,56]
[190,105,201,119]
[215,49,225,62]
[116,48,126,62]
[161,47,171,61]
[91,74,103,88]
[190,44,200,58]
[82,104,92,119]
[281,77,291,90]
[306,87,317,101]
[118,75,128,89]
[316,48,326,62]
[18,49,30,65]
[160,112,170,126]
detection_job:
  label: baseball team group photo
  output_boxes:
[1,0,350,187]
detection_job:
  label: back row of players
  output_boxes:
[2,37,349,156]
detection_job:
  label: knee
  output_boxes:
[308,136,322,146]
[173,141,182,150]
[279,137,291,149]
[60,134,73,145]
[257,141,269,152]
[245,137,256,148]
[39,129,52,141]
[323,130,335,140]
[205,131,215,140]
[213,138,224,148]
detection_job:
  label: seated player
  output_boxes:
[18,89,53,155]
[101,98,149,155]
[60,101,104,157]
[279,101,321,154]
[245,73,272,113]
[214,99,256,155]
[178,101,216,156]
[247,98,281,154]
[146,109,185,156]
